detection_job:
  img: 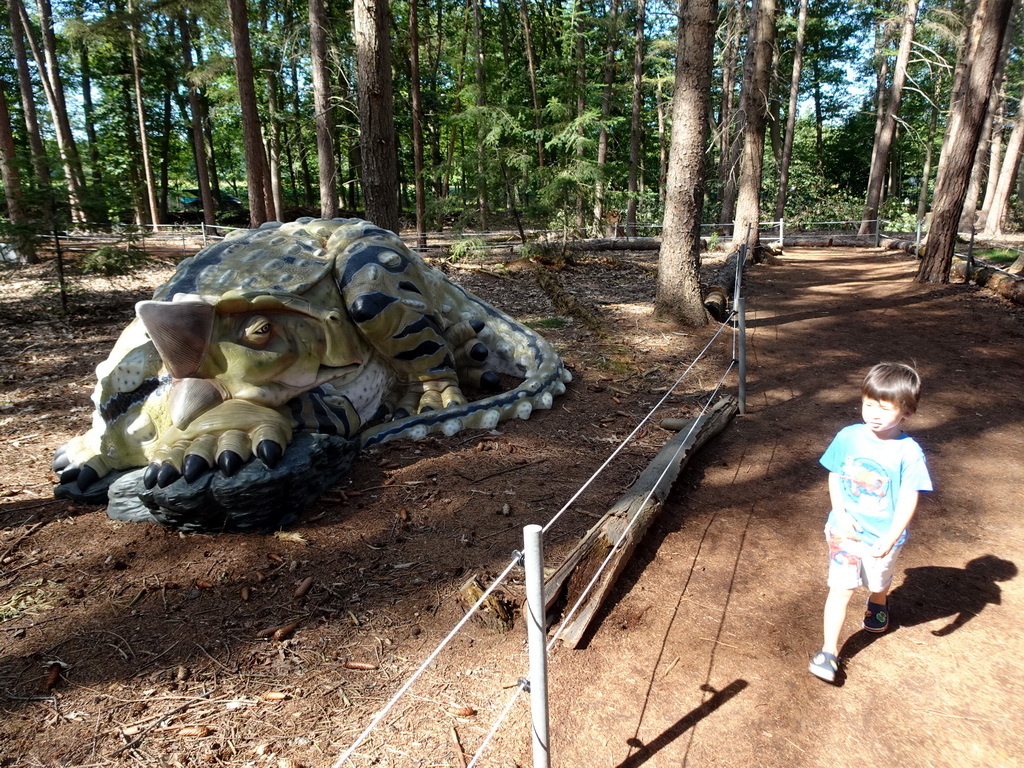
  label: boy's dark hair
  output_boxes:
[862,362,921,415]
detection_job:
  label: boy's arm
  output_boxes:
[871,489,919,557]
[828,472,862,538]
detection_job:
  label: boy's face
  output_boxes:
[862,396,907,439]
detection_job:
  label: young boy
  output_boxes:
[808,362,933,683]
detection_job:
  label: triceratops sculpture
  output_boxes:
[54,218,570,532]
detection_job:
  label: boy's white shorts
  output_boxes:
[825,526,902,593]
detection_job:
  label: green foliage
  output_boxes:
[81,244,151,276]
[448,236,486,263]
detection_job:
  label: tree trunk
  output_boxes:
[716,0,743,220]
[78,44,104,192]
[309,0,339,218]
[0,86,36,263]
[625,0,646,237]
[981,103,1024,236]
[974,0,1018,227]
[266,71,284,218]
[128,0,160,227]
[916,101,939,223]
[354,0,400,232]
[410,0,427,247]
[179,14,215,226]
[7,0,50,198]
[17,0,86,222]
[919,0,1015,283]
[774,0,808,221]
[473,0,487,229]
[228,0,272,226]
[520,0,544,168]
[860,0,919,236]
[732,0,777,252]
[654,0,716,326]
[656,77,668,203]
[594,0,619,230]
[573,0,586,230]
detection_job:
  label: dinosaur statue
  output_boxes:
[53,218,571,532]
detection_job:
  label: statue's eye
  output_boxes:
[243,317,273,345]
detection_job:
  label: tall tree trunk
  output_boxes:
[78,44,103,192]
[919,0,1014,283]
[973,0,1017,227]
[593,0,618,229]
[443,0,471,200]
[866,13,892,206]
[128,0,160,227]
[716,0,742,212]
[290,62,315,208]
[473,0,487,229]
[0,86,36,262]
[656,77,668,202]
[228,0,273,226]
[7,0,50,197]
[520,0,544,168]
[309,0,339,218]
[732,0,777,251]
[17,0,87,222]
[981,99,1024,236]
[179,14,215,226]
[916,100,939,223]
[656,0,716,326]
[574,0,586,230]
[774,0,808,221]
[626,0,646,236]
[410,0,427,247]
[266,71,284,217]
[354,0,400,232]
[860,0,919,235]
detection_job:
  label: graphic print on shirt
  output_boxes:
[839,456,891,511]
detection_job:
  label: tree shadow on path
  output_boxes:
[838,554,1018,667]
[613,680,749,768]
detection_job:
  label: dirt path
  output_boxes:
[544,248,1024,768]
[1,246,1022,767]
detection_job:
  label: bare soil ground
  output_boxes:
[1,243,1022,768]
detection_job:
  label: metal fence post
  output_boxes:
[523,524,550,768]
[737,298,747,415]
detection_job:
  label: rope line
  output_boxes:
[547,360,737,650]
[541,315,735,535]
[466,681,529,767]
[330,555,521,768]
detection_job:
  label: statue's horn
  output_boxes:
[136,300,215,379]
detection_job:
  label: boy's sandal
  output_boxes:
[863,600,889,633]
[808,650,839,683]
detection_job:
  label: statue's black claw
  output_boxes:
[480,371,502,391]
[53,448,70,473]
[419,405,435,413]
[217,450,244,477]
[77,465,99,490]
[257,440,283,468]
[183,454,212,483]
[393,408,410,419]
[157,462,181,488]
[143,463,160,489]
[470,342,489,362]
[470,319,485,333]
[60,466,81,485]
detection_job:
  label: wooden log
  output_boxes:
[544,396,738,648]
[703,249,744,321]
[457,575,515,633]
[952,260,1024,306]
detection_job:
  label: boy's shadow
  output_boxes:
[840,554,1017,662]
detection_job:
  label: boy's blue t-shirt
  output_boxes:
[820,424,933,546]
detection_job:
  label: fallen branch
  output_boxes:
[110,688,215,755]
[544,396,738,648]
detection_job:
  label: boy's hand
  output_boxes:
[836,510,863,541]
[870,539,896,558]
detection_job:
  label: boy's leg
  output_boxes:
[822,586,855,656]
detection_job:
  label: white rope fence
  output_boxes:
[329,242,751,767]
